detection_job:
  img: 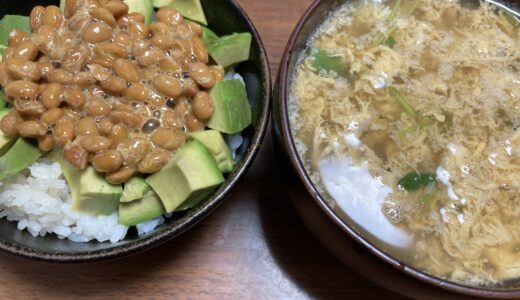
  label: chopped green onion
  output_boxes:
[420,188,438,204]
[403,0,421,18]
[390,0,420,19]
[398,172,437,191]
[372,27,397,48]
[384,36,397,48]
[372,32,387,47]
[399,117,435,136]
[389,0,403,19]
[309,48,349,77]
[389,87,416,117]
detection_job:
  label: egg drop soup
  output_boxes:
[289,0,520,286]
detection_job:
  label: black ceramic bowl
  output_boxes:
[0,0,270,262]
[273,0,520,298]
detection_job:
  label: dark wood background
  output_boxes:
[0,1,406,298]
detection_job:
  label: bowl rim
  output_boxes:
[0,0,272,263]
[275,0,520,297]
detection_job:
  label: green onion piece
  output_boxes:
[372,27,397,48]
[398,172,437,191]
[373,32,387,47]
[309,48,349,77]
[389,0,403,19]
[384,36,396,48]
[403,0,421,18]
[389,87,416,117]
[399,117,435,136]
[420,188,438,204]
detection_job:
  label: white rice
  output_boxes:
[0,159,129,243]
[136,216,165,236]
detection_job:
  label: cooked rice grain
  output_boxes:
[0,159,129,243]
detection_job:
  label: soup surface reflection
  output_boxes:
[289,0,520,285]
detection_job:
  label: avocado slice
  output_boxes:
[120,176,151,203]
[0,15,30,44]
[170,0,207,25]
[309,48,349,77]
[0,138,43,181]
[0,110,16,156]
[47,148,80,198]
[47,149,122,216]
[146,140,224,212]
[153,0,173,8]
[119,190,165,226]
[153,0,207,25]
[190,130,234,173]
[0,15,30,56]
[207,79,251,134]
[124,0,154,25]
[0,92,8,110]
[208,32,252,68]
[201,27,219,48]
[78,167,122,215]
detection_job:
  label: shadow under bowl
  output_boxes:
[0,0,271,263]
[272,0,520,298]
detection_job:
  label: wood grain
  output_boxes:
[0,1,406,299]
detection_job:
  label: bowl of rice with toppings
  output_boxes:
[0,0,270,262]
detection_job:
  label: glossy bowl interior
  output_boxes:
[0,0,270,262]
[273,0,520,298]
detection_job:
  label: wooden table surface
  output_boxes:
[0,1,406,299]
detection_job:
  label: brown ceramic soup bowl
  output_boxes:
[0,0,270,262]
[273,0,520,298]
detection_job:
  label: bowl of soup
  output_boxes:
[274,0,520,297]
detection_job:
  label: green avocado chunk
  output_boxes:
[169,0,207,25]
[146,140,224,213]
[0,15,30,56]
[207,79,251,134]
[190,130,234,173]
[201,27,219,48]
[120,176,151,203]
[309,48,349,77]
[153,0,207,25]
[0,111,16,156]
[153,0,174,8]
[79,167,122,215]
[124,0,154,25]
[119,190,166,226]
[208,32,252,68]
[47,149,122,216]
[0,138,43,181]
[0,92,8,110]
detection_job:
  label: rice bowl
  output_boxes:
[0,0,270,262]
